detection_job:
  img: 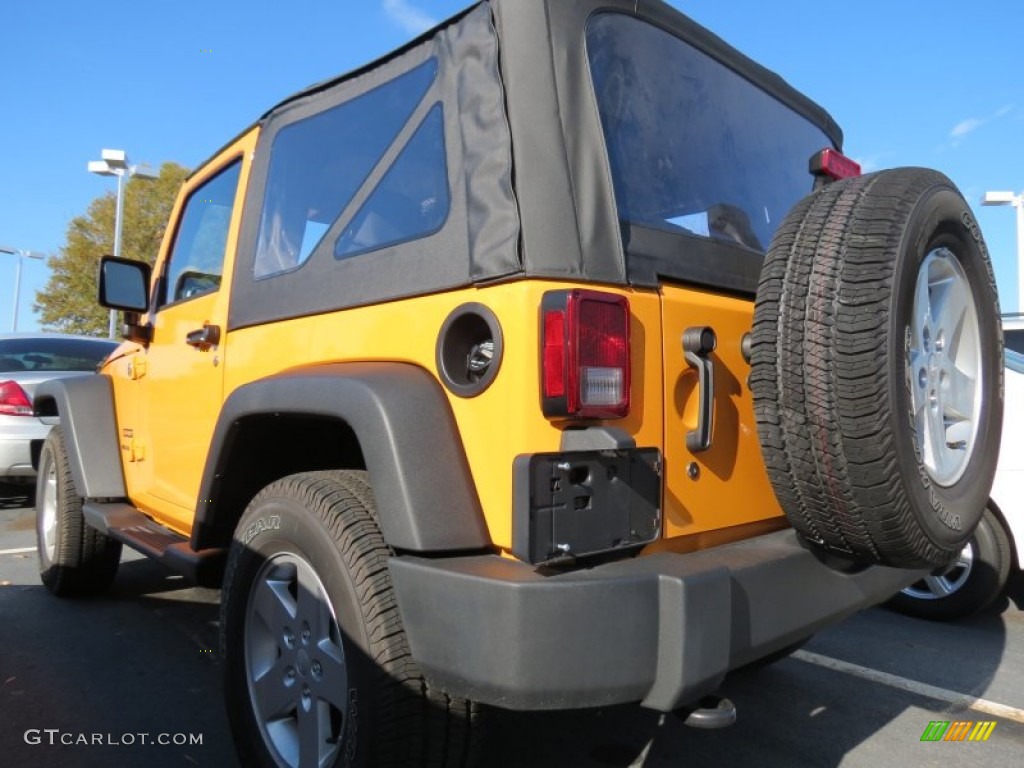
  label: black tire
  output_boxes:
[751,167,1003,568]
[221,470,481,768]
[888,506,1012,620]
[35,426,122,596]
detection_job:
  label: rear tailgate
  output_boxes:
[658,285,783,543]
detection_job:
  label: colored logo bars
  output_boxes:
[920,720,997,742]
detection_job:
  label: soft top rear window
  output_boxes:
[587,13,833,286]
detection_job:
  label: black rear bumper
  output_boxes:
[389,529,920,712]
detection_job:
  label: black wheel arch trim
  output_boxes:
[31,374,128,499]
[192,362,492,553]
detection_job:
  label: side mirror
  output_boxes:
[98,255,151,312]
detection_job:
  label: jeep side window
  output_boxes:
[334,103,450,259]
[161,160,242,306]
[254,58,438,278]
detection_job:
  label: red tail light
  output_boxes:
[541,289,630,419]
[0,380,33,416]
[810,148,861,181]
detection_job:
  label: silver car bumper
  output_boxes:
[0,414,51,480]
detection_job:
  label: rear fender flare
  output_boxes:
[193,362,491,553]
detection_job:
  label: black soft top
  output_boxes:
[263,1,840,146]
[227,0,842,330]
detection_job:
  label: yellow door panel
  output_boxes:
[137,293,223,524]
[660,285,783,538]
[128,129,257,535]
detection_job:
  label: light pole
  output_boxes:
[0,245,46,332]
[981,190,1024,312]
[88,149,157,338]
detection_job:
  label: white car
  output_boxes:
[890,348,1024,620]
[1004,313,1024,355]
[0,333,119,497]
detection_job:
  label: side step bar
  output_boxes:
[82,502,226,588]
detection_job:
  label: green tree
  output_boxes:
[34,161,189,335]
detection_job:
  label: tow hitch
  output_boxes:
[675,695,737,729]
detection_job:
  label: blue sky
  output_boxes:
[2,0,1022,331]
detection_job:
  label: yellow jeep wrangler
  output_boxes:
[33,1,1003,766]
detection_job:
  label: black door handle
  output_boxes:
[186,324,221,350]
[683,326,717,453]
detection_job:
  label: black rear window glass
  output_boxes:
[255,59,438,278]
[587,14,832,253]
[0,337,118,372]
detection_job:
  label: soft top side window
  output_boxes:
[334,103,450,260]
[255,58,440,279]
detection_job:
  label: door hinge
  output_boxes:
[128,357,148,380]
[121,429,146,462]
[131,438,147,462]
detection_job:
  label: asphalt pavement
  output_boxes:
[3,490,1024,767]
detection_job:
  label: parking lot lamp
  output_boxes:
[88,149,157,337]
[0,245,46,332]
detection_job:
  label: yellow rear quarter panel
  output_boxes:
[222,280,663,552]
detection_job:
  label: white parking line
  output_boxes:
[0,546,35,556]
[793,649,1024,724]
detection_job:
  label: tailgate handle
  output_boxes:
[186,324,221,350]
[683,326,717,453]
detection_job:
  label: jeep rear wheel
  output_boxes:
[36,426,122,596]
[751,167,1003,568]
[221,470,481,768]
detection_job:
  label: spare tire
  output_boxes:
[751,167,1003,568]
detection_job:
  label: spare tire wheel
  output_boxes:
[751,167,1003,568]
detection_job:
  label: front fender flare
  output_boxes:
[32,375,127,499]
